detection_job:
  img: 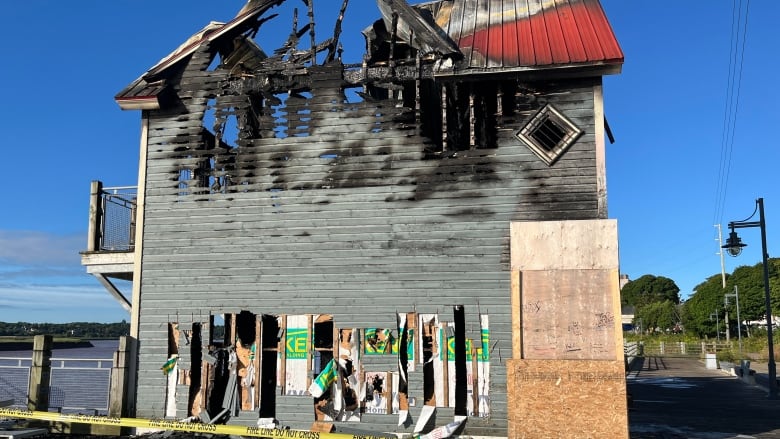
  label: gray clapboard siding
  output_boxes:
[133,45,601,437]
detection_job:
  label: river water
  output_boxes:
[0,339,119,360]
[0,339,119,413]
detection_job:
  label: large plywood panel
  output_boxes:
[521,270,616,360]
[510,219,618,271]
[507,359,628,438]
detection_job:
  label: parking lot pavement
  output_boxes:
[627,356,780,438]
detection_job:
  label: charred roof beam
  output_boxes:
[376,0,461,59]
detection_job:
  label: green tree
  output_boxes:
[726,264,769,323]
[621,274,680,308]
[682,274,724,338]
[725,259,780,320]
[635,301,679,333]
[0,321,129,338]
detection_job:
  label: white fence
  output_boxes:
[627,340,734,357]
[0,356,112,414]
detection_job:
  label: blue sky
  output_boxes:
[1,1,778,323]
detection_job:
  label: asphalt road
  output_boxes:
[628,356,780,438]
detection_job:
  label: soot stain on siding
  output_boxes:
[152,2,588,206]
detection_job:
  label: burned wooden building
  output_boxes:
[83,0,626,437]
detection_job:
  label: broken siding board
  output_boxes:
[144,160,600,182]
[143,156,598,181]
[139,182,597,210]
[238,131,425,146]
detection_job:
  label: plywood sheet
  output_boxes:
[507,359,628,438]
[521,270,616,360]
[510,219,618,271]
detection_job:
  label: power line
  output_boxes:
[713,0,751,225]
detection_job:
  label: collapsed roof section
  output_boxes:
[116,0,623,110]
[369,0,623,70]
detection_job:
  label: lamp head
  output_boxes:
[722,230,747,257]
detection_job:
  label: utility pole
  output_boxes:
[725,286,742,351]
[715,224,730,341]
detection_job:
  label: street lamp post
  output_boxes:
[710,311,720,342]
[722,197,777,399]
[725,286,742,352]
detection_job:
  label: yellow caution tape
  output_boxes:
[0,407,394,439]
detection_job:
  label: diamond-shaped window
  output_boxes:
[515,104,582,165]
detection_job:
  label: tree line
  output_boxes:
[0,321,130,338]
[622,257,780,338]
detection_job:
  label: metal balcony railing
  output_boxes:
[87,181,137,253]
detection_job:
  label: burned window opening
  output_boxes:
[178,169,191,196]
[166,309,490,424]
[337,328,360,418]
[397,313,411,416]
[453,305,467,417]
[210,314,226,347]
[164,322,181,417]
[441,82,498,152]
[258,314,280,419]
[211,104,240,147]
[187,323,203,417]
[312,316,335,420]
[312,317,334,372]
[202,311,263,419]
[515,104,582,166]
[289,91,312,137]
[234,311,258,411]
[364,328,394,355]
[236,310,257,347]
[167,322,179,358]
[206,52,221,72]
[421,317,437,406]
[271,92,289,138]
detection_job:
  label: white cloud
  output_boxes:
[0,230,84,266]
[0,284,128,323]
[0,230,128,323]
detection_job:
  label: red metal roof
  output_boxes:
[433,0,623,70]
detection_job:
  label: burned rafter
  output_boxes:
[323,0,350,64]
[269,8,307,62]
[374,0,461,58]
